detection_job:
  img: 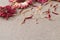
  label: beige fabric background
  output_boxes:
[0,0,60,40]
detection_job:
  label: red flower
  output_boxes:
[0,5,16,19]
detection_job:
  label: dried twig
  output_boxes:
[21,15,33,24]
[52,12,59,15]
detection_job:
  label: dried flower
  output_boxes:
[0,5,16,19]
